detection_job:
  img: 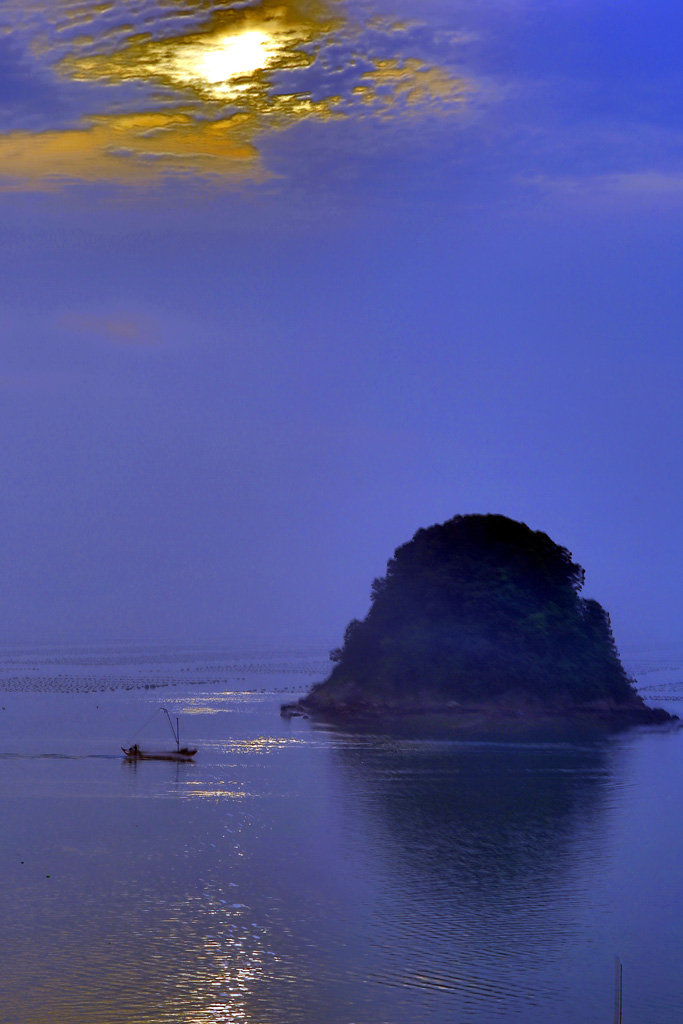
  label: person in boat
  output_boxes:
[130,743,140,756]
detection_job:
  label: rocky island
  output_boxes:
[284,514,674,728]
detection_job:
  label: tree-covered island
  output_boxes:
[285,514,674,726]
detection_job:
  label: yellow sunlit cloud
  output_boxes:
[0,110,261,187]
[0,0,473,188]
[356,59,470,114]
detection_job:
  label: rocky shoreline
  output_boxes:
[281,690,678,730]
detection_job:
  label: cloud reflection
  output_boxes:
[0,0,471,186]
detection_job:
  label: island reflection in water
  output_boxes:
[1,643,683,1023]
[324,731,615,1014]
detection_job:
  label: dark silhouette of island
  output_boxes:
[285,514,674,726]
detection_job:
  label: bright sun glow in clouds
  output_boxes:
[194,30,274,85]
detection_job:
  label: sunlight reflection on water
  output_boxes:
[1,643,683,1023]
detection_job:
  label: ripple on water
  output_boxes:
[2,644,683,1024]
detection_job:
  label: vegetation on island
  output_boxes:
[289,514,673,723]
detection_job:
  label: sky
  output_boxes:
[0,0,681,649]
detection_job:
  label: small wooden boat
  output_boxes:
[122,708,197,761]
[122,744,197,762]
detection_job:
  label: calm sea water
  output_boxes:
[1,643,682,1024]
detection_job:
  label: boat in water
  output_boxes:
[122,708,197,761]
[121,744,197,762]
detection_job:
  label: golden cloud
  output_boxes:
[0,0,473,187]
[55,0,335,98]
[355,59,470,115]
[0,111,260,187]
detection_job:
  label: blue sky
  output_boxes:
[0,0,681,647]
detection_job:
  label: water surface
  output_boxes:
[1,643,682,1024]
